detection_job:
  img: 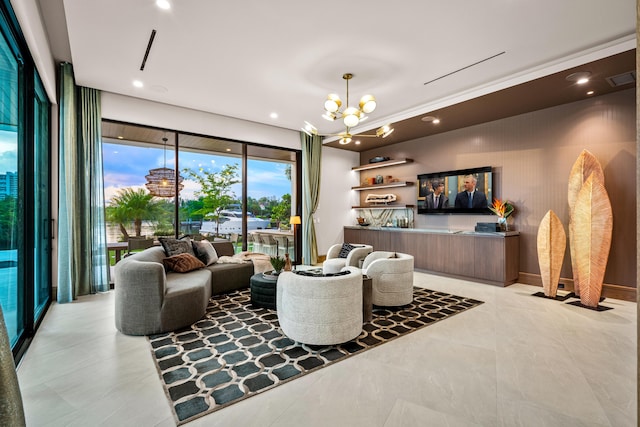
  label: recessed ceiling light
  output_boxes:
[587,90,595,95]
[117,135,124,139]
[355,140,361,145]
[156,0,171,10]
[566,71,591,84]
[226,148,231,152]
[133,80,143,88]
[421,116,440,124]
[270,112,278,119]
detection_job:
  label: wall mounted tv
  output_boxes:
[417,166,493,214]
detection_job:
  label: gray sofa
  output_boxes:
[114,241,254,336]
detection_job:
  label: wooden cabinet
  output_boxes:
[344,226,519,286]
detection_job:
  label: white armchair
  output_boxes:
[322,243,373,274]
[362,251,414,306]
[276,267,363,345]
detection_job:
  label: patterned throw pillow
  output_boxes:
[162,253,205,273]
[337,243,356,258]
[192,240,219,266]
[159,237,195,257]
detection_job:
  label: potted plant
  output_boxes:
[270,255,286,275]
[489,198,515,231]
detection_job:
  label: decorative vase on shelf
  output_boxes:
[284,253,292,271]
[498,217,508,232]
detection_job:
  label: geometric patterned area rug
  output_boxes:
[148,286,483,425]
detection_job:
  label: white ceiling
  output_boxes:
[50,0,636,138]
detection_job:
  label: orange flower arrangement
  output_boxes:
[489,198,515,219]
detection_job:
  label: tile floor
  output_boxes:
[16,272,637,426]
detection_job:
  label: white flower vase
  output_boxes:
[498,217,508,232]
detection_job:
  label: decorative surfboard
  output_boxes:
[567,149,605,296]
[569,174,613,308]
[537,210,566,298]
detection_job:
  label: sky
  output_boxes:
[102,142,293,203]
[0,130,17,174]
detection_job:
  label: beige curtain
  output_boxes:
[300,132,322,265]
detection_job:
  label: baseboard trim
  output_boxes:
[517,272,637,302]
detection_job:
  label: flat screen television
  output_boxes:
[417,166,493,214]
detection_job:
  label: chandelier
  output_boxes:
[302,73,394,144]
[145,136,184,197]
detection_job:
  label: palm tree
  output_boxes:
[106,188,162,240]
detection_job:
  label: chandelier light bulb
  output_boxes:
[343,107,360,127]
[376,124,394,138]
[302,121,318,136]
[359,95,376,113]
[339,136,352,145]
[324,94,341,113]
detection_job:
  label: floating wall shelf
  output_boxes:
[351,181,414,191]
[352,158,413,171]
[352,205,415,209]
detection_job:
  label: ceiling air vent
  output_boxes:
[605,71,636,87]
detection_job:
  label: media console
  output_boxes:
[344,226,520,287]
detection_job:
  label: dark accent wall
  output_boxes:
[360,89,636,288]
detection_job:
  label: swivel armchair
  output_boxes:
[322,243,373,274]
[276,267,363,345]
[362,251,414,306]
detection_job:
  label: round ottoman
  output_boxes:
[250,273,278,309]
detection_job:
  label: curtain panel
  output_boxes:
[300,132,322,265]
[57,62,109,303]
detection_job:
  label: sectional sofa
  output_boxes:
[114,240,254,336]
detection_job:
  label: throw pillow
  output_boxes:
[162,253,205,273]
[192,240,219,266]
[337,243,356,258]
[159,237,195,257]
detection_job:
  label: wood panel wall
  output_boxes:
[359,89,636,289]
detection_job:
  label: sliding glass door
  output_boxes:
[33,75,51,322]
[0,1,53,360]
[0,25,21,346]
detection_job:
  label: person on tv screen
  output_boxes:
[426,180,448,209]
[454,174,488,209]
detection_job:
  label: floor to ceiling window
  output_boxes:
[0,19,21,347]
[101,121,300,258]
[0,1,53,361]
[102,126,179,243]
